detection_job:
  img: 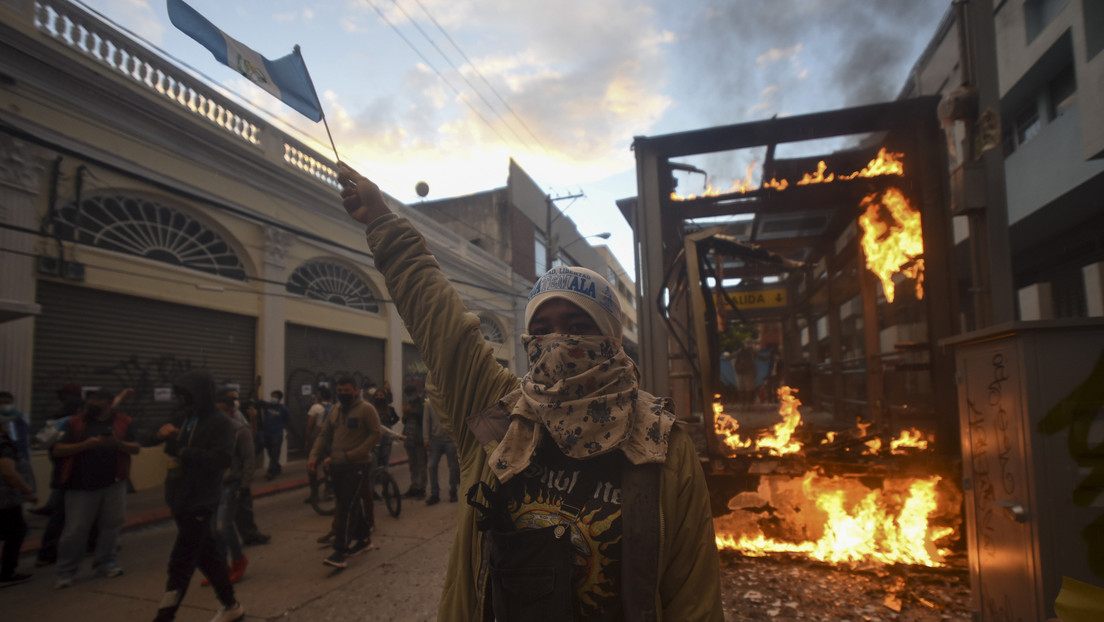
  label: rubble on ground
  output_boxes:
[719,552,973,621]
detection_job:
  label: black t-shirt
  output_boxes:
[504,437,625,621]
[59,416,134,490]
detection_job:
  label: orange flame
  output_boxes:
[796,160,835,185]
[715,473,954,567]
[858,188,924,303]
[890,428,929,454]
[669,149,903,201]
[713,386,803,455]
[755,386,803,455]
[838,148,906,180]
[713,397,752,450]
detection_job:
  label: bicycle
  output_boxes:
[311,459,401,519]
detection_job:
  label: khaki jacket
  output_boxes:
[309,397,380,466]
[367,215,723,621]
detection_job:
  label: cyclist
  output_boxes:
[307,377,380,569]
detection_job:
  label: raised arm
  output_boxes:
[337,163,519,456]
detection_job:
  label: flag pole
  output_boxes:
[294,45,340,164]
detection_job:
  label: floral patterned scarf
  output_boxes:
[487,333,676,482]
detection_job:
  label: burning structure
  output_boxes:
[627,96,963,573]
[628,90,1104,620]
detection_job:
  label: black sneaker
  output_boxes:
[0,572,32,587]
[316,531,335,544]
[245,533,271,545]
[323,552,346,568]
[425,495,440,506]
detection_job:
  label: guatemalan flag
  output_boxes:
[167,0,323,122]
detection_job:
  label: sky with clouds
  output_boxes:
[76,0,951,279]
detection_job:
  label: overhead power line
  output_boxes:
[407,0,553,156]
[364,0,524,152]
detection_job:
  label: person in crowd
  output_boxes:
[202,389,253,586]
[232,388,270,547]
[422,386,459,505]
[52,388,139,589]
[370,387,401,470]
[303,387,334,505]
[259,390,290,480]
[734,339,757,409]
[336,162,723,621]
[149,370,243,622]
[400,385,427,499]
[308,377,380,569]
[35,386,136,566]
[31,383,85,568]
[0,392,32,483]
[0,405,37,586]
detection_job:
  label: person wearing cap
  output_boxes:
[51,388,139,589]
[337,163,723,621]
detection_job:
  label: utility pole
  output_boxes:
[951,0,1015,328]
[544,191,585,271]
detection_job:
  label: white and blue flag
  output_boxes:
[167,0,323,122]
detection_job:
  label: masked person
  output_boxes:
[51,388,139,588]
[149,370,243,622]
[308,377,380,568]
[337,163,723,621]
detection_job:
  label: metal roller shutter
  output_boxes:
[31,281,256,441]
[283,322,384,454]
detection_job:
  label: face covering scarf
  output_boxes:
[487,334,676,482]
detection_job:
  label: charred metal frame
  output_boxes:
[632,96,961,463]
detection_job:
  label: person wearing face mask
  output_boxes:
[371,388,401,470]
[0,393,32,478]
[1,401,37,586]
[149,370,243,622]
[308,377,381,568]
[51,388,140,589]
[337,163,723,621]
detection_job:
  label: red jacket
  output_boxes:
[57,411,133,487]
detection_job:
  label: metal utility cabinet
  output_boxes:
[944,319,1104,621]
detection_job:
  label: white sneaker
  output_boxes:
[208,601,244,622]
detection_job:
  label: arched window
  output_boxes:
[479,313,506,344]
[286,260,379,312]
[55,195,246,280]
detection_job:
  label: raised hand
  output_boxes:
[337,162,391,225]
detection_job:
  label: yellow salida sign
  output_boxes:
[721,288,788,310]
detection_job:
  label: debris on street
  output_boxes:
[719,552,973,621]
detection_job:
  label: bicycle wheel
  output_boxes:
[374,470,402,518]
[311,469,337,516]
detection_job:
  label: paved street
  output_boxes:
[2,460,458,622]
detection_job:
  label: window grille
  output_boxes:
[55,195,246,280]
[286,261,379,312]
[479,314,506,343]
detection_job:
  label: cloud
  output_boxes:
[330,0,675,193]
[274,9,314,22]
[89,0,165,45]
[756,44,803,66]
[667,0,949,125]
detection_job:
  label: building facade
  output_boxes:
[0,0,528,488]
[900,0,1104,321]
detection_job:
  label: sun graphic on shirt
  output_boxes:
[511,491,621,613]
